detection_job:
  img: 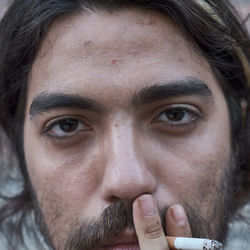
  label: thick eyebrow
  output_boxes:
[132,78,213,107]
[29,92,105,117]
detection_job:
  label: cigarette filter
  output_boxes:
[166,236,223,250]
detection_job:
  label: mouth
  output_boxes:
[101,230,140,250]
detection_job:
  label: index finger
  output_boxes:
[133,194,169,250]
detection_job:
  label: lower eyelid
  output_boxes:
[42,131,88,145]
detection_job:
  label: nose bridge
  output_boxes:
[101,114,156,201]
[112,120,140,173]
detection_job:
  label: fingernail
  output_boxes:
[170,204,186,227]
[138,195,156,216]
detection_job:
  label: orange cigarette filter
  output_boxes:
[166,236,176,249]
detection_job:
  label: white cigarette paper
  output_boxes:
[166,236,223,250]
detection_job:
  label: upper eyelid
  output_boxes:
[152,108,203,129]
[41,104,202,127]
[152,103,202,117]
[31,108,96,125]
[42,116,89,134]
[151,104,204,124]
[157,108,200,120]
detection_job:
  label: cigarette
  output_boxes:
[166,236,223,250]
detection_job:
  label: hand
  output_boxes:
[133,194,192,250]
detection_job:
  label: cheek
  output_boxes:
[24,130,106,246]
[23,121,104,221]
[148,121,231,207]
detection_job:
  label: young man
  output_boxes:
[0,0,249,249]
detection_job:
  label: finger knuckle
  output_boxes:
[144,220,162,239]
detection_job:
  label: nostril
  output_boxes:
[109,195,120,203]
[108,195,136,204]
[106,197,134,211]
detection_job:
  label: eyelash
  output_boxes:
[152,105,202,128]
[42,116,91,143]
[42,105,201,144]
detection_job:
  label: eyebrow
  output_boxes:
[29,92,105,117]
[29,78,213,117]
[131,78,213,107]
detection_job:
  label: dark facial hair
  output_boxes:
[63,201,215,250]
[32,196,214,250]
[31,154,237,250]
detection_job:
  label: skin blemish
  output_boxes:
[84,40,93,47]
[133,50,140,56]
[178,57,185,63]
[111,59,118,65]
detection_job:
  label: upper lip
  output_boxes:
[102,230,138,247]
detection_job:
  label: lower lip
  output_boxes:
[103,243,140,250]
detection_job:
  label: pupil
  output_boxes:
[166,109,184,121]
[59,119,78,132]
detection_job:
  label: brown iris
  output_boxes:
[59,119,79,133]
[165,109,185,121]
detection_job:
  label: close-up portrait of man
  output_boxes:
[0,0,249,250]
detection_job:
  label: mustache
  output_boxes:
[64,199,167,250]
[32,192,213,250]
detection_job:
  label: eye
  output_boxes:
[161,109,187,122]
[159,109,193,123]
[153,105,201,126]
[43,117,89,138]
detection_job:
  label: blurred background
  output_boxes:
[0,0,249,249]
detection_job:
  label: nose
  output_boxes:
[100,119,157,202]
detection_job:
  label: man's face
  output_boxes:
[23,9,232,249]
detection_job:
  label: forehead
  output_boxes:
[37,9,189,58]
[28,8,220,106]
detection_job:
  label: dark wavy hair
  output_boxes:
[0,0,249,249]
